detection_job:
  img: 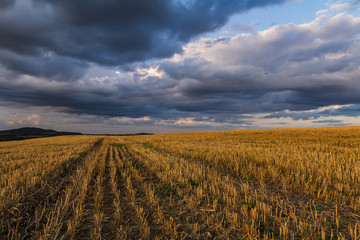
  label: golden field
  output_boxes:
[0,127,360,239]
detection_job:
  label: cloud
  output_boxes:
[108,116,156,126]
[264,104,360,120]
[0,0,286,80]
[5,120,14,126]
[157,13,360,116]
[328,0,360,11]
[2,111,41,128]
[0,50,88,81]
[329,3,352,11]
[0,0,15,9]
[1,11,360,127]
[175,118,206,126]
[26,114,40,125]
[312,119,343,123]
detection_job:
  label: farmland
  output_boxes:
[1,127,360,239]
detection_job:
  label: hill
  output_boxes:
[0,127,82,141]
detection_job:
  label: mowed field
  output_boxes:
[1,127,360,239]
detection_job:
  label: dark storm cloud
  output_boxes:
[1,8,360,125]
[0,51,88,81]
[0,79,167,118]
[0,0,286,79]
[161,58,268,98]
[0,0,14,9]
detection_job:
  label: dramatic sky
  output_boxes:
[1,0,360,133]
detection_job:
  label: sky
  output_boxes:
[0,0,360,134]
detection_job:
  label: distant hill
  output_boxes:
[0,127,82,141]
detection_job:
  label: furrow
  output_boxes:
[0,138,103,239]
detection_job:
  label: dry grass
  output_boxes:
[1,127,360,239]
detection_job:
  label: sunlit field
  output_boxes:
[1,127,360,239]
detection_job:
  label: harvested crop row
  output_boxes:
[115,141,244,239]
[126,137,359,239]
[115,143,179,239]
[113,144,151,239]
[39,138,106,240]
[136,127,360,208]
[129,141,264,239]
[0,137,103,239]
[1,127,360,239]
[0,136,101,212]
[108,144,127,239]
[66,138,109,240]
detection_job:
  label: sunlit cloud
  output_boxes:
[5,120,14,126]
[175,119,206,126]
[329,3,352,11]
[135,116,152,121]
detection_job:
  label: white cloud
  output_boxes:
[329,3,351,11]
[26,114,40,125]
[316,9,329,16]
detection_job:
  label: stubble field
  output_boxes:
[1,127,360,239]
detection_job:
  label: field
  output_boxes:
[1,127,360,239]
